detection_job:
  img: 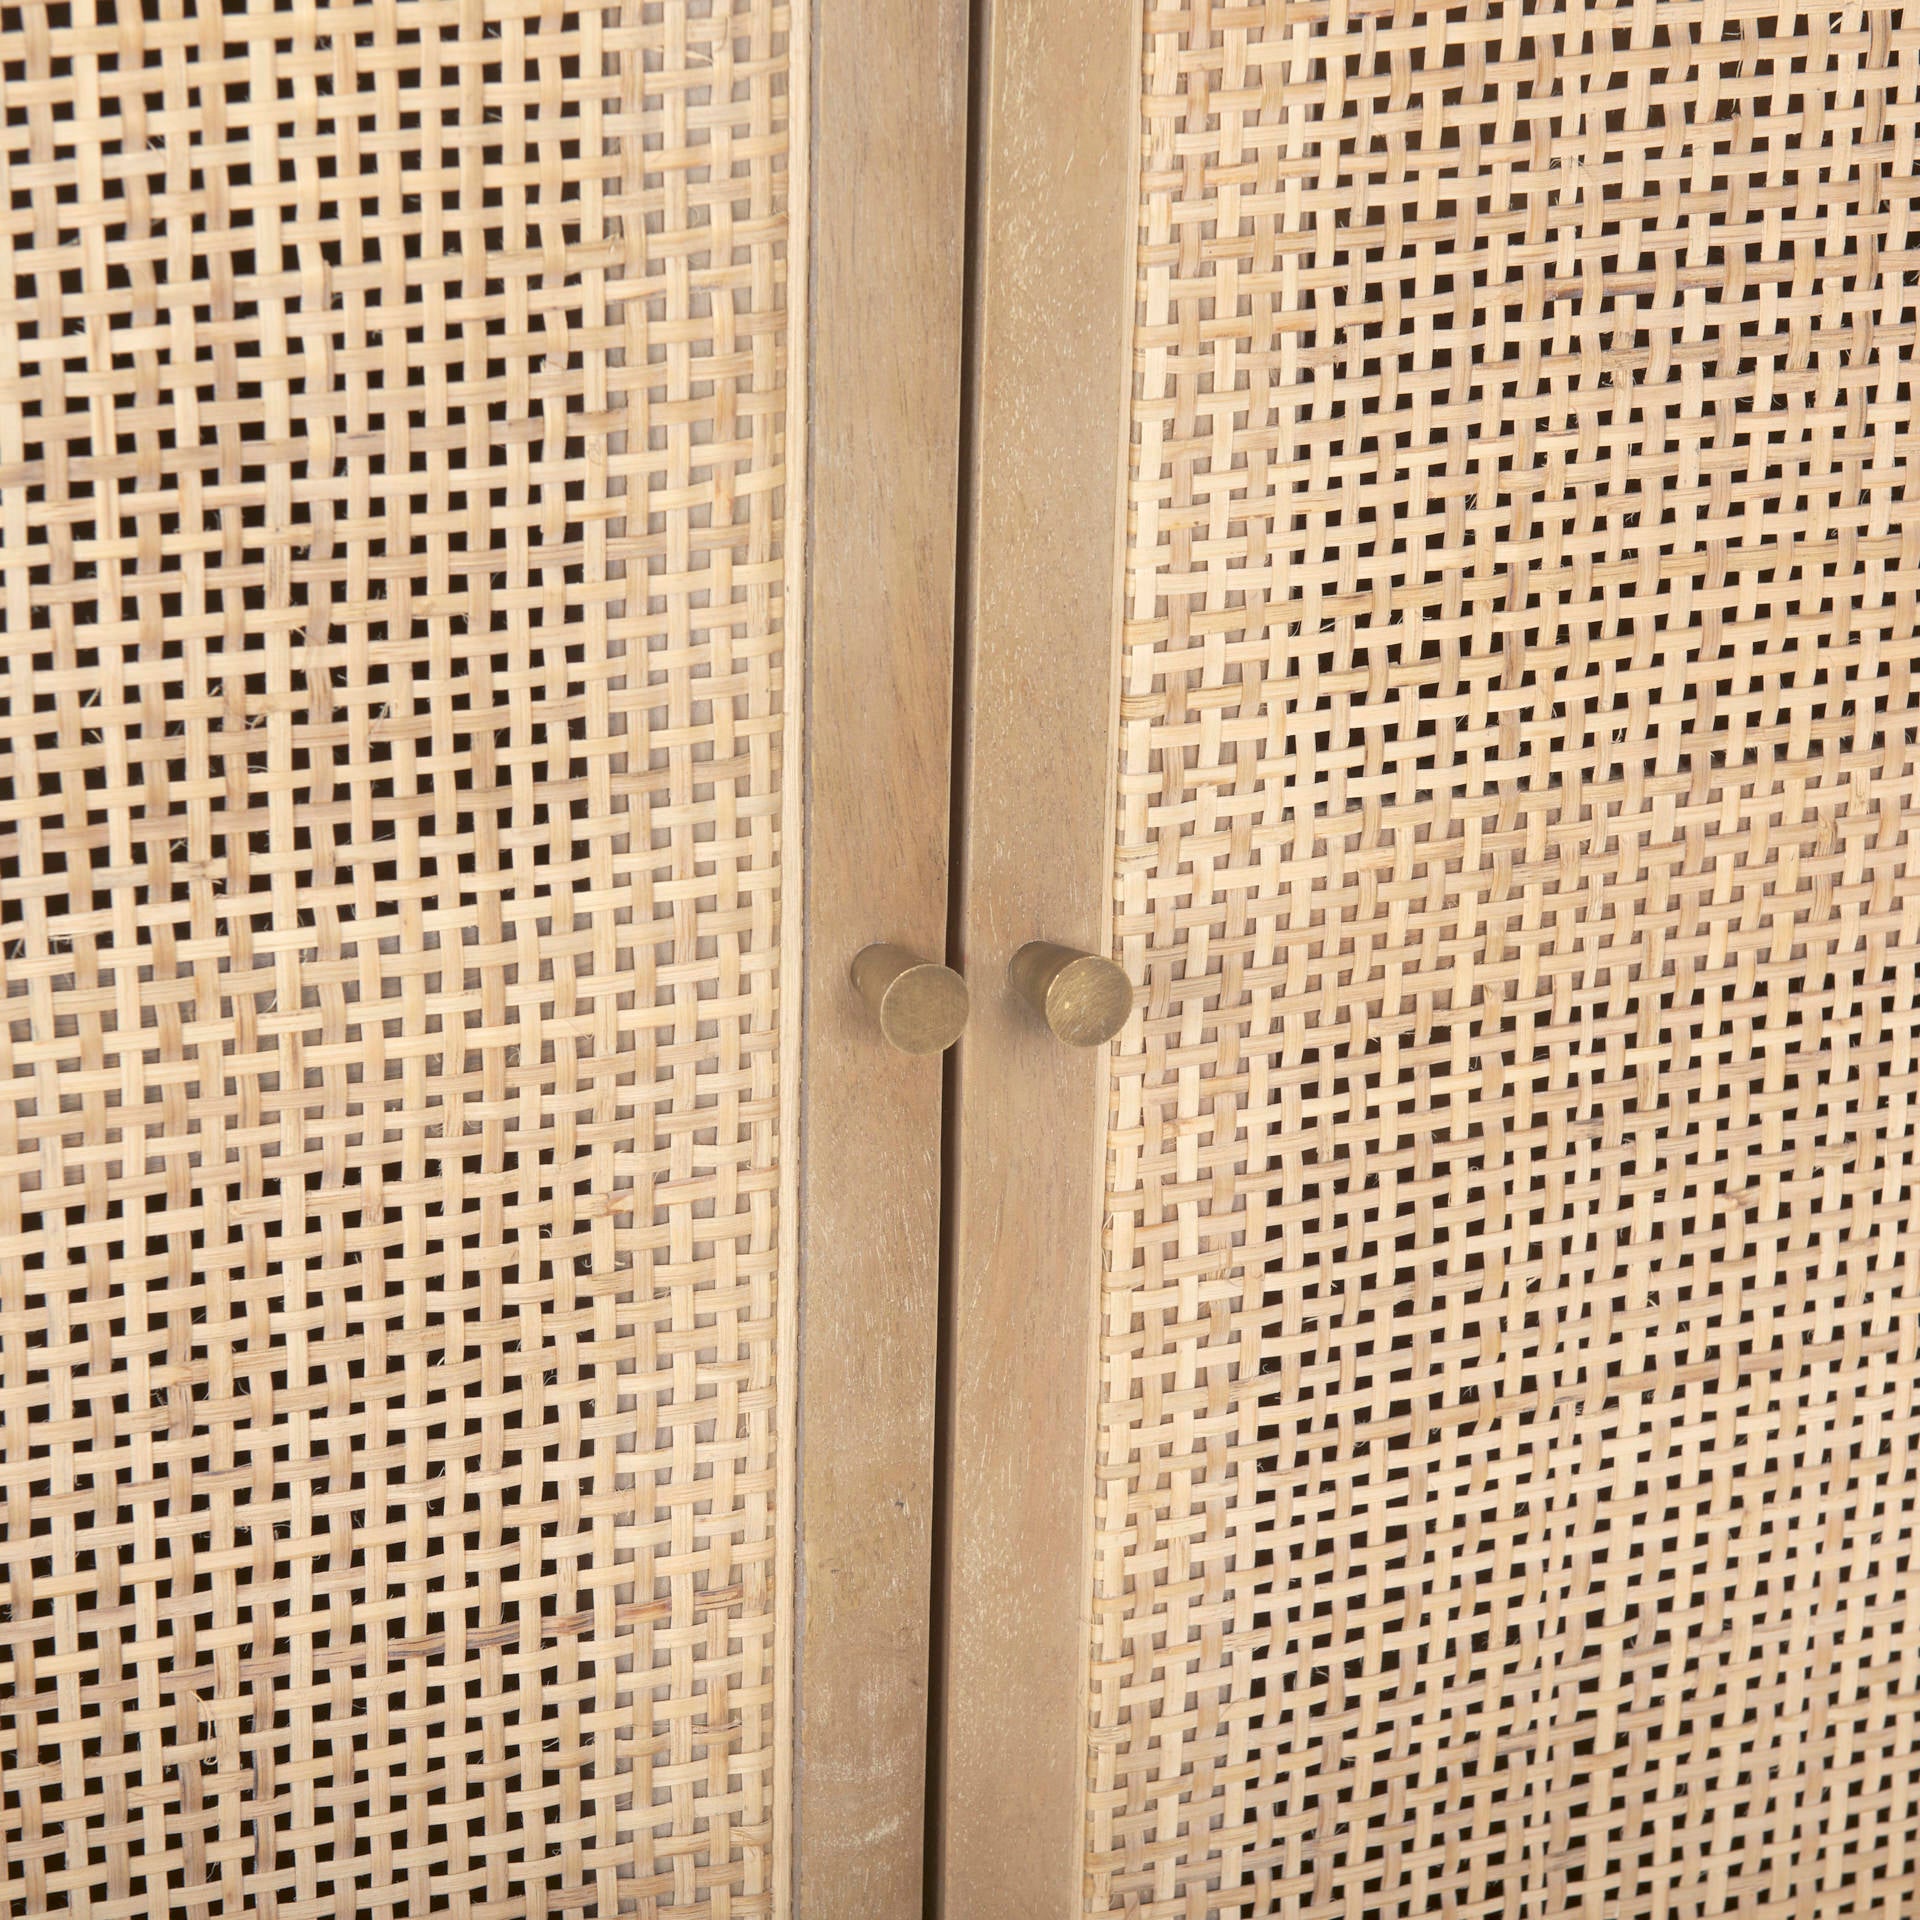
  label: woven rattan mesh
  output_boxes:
[1094,4,1920,1916]
[0,2,793,1914]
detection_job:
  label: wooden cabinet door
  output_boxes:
[0,4,965,1916]
[938,6,1920,1919]
[798,2,970,1916]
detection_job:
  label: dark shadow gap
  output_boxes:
[924,0,991,1911]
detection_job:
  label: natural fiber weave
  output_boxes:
[0,2,795,1915]
[1094,4,1920,1917]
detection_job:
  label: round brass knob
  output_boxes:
[851,943,970,1054]
[1008,942,1134,1047]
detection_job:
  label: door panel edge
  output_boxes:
[794,0,971,1914]
[935,4,1145,1916]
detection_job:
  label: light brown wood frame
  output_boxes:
[932,3,1144,1916]
[793,0,971,1915]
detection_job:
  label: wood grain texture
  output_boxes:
[794,0,969,1914]
[931,4,1142,1915]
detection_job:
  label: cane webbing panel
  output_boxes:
[0,2,794,1915]
[1095,4,1920,1917]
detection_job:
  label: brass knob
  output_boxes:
[1008,942,1134,1047]
[851,944,970,1054]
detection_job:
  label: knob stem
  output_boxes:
[851,944,970,1054]
[1008,942,1134,1047]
